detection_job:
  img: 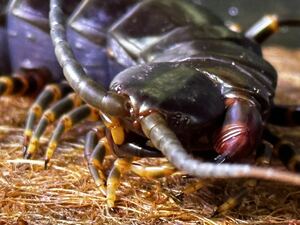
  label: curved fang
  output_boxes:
[140,113,300,186]
[49,0,128,116]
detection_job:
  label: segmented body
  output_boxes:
[1,0,136,84]
[2,0,300,212]
[0,0,9,73]
[49,0,300,210]
[2,0,276,113]
[6,0,62,80]
[104,0,277,158]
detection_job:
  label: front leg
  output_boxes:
[86,112,175,207]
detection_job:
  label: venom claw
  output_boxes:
[22,136,30,156]
[44,159,49,169]
[107,199,115,209]
[99,186,107,196]
[24,152,32,159]
[22,145,28,157]
[210,209,220,218]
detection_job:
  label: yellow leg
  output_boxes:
[87,137,111,195]
[106,158,132,208]
[44,105,99,168]
[213,180,257,216]
[23,82,71,153]
[24,93,83,159]
[183,180,206,194]
[213,142,272,216]
[131,162,176,179]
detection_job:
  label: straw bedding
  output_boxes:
[0,47,300,224]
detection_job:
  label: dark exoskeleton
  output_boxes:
[1,0,300,214]
[1,0,65,95]
[49,0,300,211]
[0,0,137,162]
[0,0,9,73]
[0,0,76,132]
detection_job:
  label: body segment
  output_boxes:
[0,0,9,73]
[107,0,277,159]
[1,0,298,214]
[7,0,61,80]
[67,0,137,86]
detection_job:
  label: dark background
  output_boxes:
[192,0,300,48]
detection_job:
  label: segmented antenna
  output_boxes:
[49,0,128,116]
[141,113,300,186]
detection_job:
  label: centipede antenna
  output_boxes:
[49,0,128,116]
[245,14,300,43]
[140,113,300,186]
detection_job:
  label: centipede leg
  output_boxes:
[84,126,109,195]
[44,105,99,168]
[106,158,133,208]
[213,141,272,216]
[105,154,175,207]
[114,140,174,177]
[97,112,172,206]
[263,129,300,173]
[24,93,83,159]
[245,15,300,43]
[0,68,51,96]
[23,82,72,153]
[130,162,175,179]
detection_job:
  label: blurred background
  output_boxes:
[193,0,300,48]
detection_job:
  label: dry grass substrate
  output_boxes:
[0,47,300,224]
